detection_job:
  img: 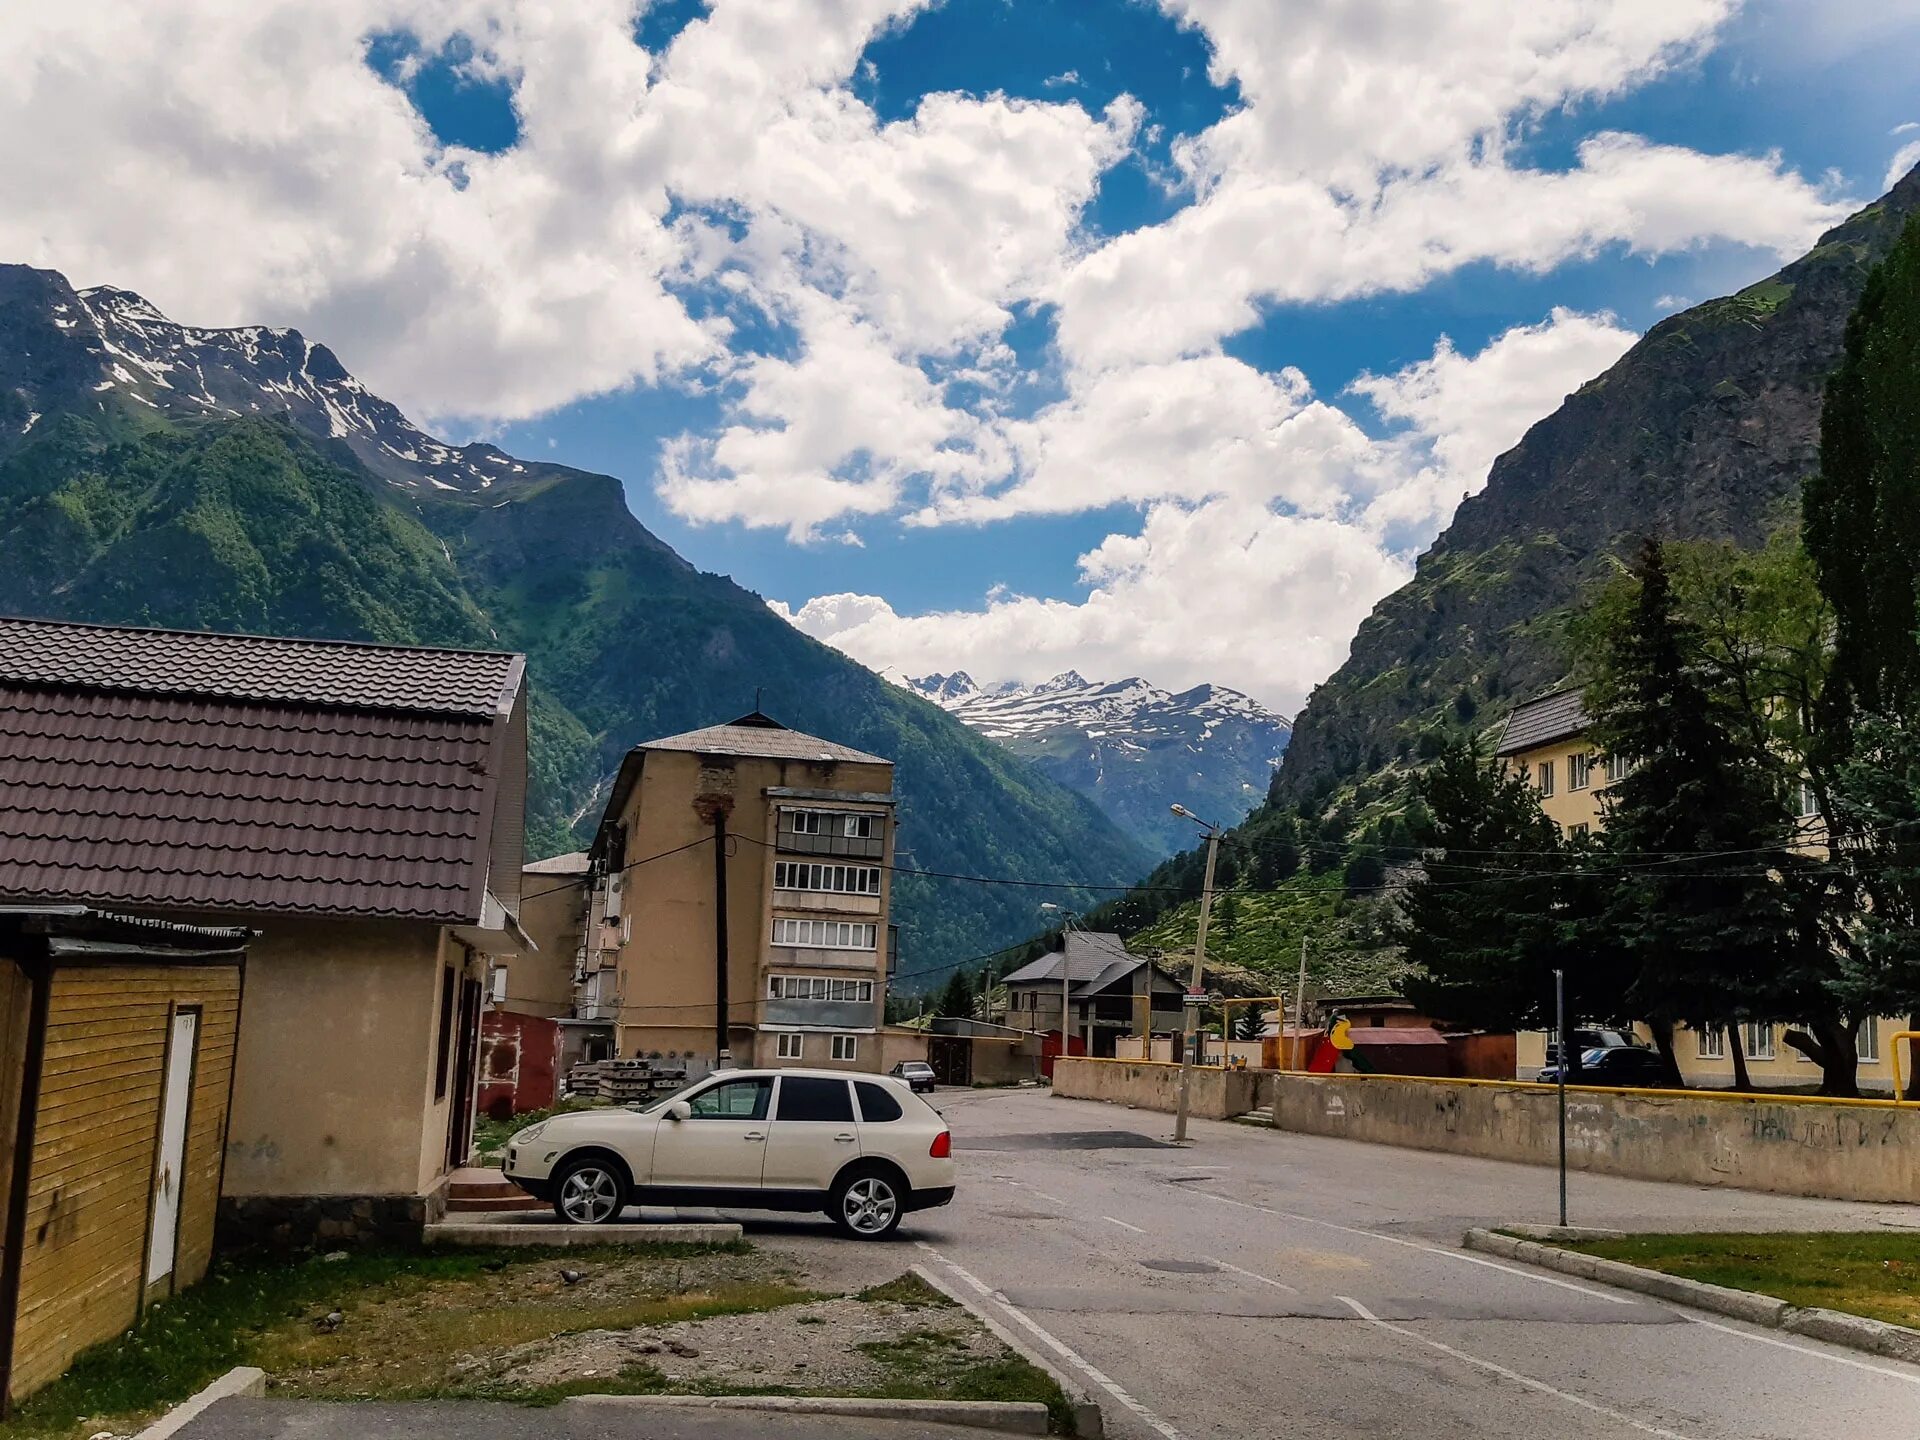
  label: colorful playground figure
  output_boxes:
[1305,1014,1376,1074]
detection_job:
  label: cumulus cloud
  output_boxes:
[1888,138,1920,193]
[778,309,1636,709]
[0,0,1865,703]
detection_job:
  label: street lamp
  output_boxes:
[1170,803,1222,1144]
[1040,902,1076,1077]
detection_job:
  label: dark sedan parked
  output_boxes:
[1536,1046,1672,1087]
[890,1061,937,1093]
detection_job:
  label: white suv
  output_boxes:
[501,1068,956,1239]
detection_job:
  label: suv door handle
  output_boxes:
[744,1131,765,1142]
[833,1133,856,1143]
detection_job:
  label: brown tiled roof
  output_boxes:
[1494,687,1590,756]
[0,616,521,715]
[0,617,525,922]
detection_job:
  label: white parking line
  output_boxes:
[918,1243,1184,1440]
[1187,1188,1630,1305]
[1336,1296,1699,1438]
[1202,1255,1300,1294]
[1102,1215,1147,1233]
[1680,1314,1920,1385]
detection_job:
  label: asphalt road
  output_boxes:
[178,1399,1000,1439]
[755,1087,1920,1440]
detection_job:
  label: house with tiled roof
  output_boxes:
[575,710,924,1078]
[998,931,1185,1065]
[0,616,530,1246]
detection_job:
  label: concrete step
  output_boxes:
[447,1193,544,1214]
[449,1178,523,1199]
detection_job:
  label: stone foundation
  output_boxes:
[218,1179,448,1251]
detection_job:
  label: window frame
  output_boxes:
[855,1080,904,1122]
[1605,753,1631,784]
[775,1031,804,1061]
[1743,1022,1775,1062]
[1568,752,1591,791]
[685,1076,773,1121]
[773,860,883,895]
[1857,1020,1880,1063]
[1696,1026,1725,1060]
[767,974,875,1003]
[773,918,879,951]
[831,1034,860,1062]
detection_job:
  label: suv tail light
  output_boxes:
[929,1130,951,1159]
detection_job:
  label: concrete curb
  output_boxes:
[422,1221,742,1246]
[566,1393,1048,1434]
[1501,1224,1628,1242]
[133,1366,265,1439]
[911,1262,1105,1439]
[1466,1227,1920,1362]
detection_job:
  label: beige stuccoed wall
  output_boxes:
[1053,1057,1273,1119]
[509,864,587,1018]
[1272,1072,1920,1204]
[223,917,452,1198]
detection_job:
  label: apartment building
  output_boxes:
[1496,688,1895,1090]
[582,710,902,1077]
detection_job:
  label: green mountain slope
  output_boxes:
[0,270,1151,977]
[1270,163,1920,820]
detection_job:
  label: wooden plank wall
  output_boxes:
[6,964,240,1405]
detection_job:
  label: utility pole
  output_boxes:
[1040,903,1076,1079]
[1292,935,1309,1070]
[713,807,732,1071]
[1171,804,1221,1144]
[1555,966,1567,1227]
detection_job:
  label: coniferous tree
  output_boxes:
[1397,738,1613,1033]
[1587,538,1806,1087]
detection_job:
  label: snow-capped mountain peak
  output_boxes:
[904,669,1292,855]
[0,263,547,501]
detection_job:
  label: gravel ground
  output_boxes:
[480,1286,999,1392]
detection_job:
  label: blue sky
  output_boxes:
[10,0,1920,712]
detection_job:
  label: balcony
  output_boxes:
[776,831,884,860]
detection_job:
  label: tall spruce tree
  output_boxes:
[1397,738,1622,1037]
[1804,215,1920,1087]
[1586,539,1806,1087]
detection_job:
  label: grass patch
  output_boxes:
[473,1097,600,1160]
[1556,1232,1920,1327]
[0,1242,758,1440]
[857,1273,957,1308]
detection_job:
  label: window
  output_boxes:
[1569,823,1591,841]
[1743,1023,1775,1061]
[768,975,875,1003]
[1568,752,1591,790]
[856,1081,904,1122]
[1605,753,1632,784]
[776,1032,804,1060]
[832,1034,860,1062]
[773,918,878,950]
[1798,780,1820,818]
[1536,760,1555,797]
[843,813,874,839]
[490,966,509,1003]
[1697,1026,1725,1060]
[1858,1021,1880,1063]
[776,1075,854,1122]
[434,965,456,1099]
[686,1077,772,1121]
[786,810,823,835]
[774,861,883,895]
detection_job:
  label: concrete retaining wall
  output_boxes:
[1273,1073,1920,1204]
[1053,1057,1273,1119]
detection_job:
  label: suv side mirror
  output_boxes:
[667,1101,691,1122]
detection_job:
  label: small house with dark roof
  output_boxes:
[582,710,922,1078]
[0,616,530,1247]
[998,931,1185,1064]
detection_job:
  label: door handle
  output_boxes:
[744,1131,765,1142]
[834,1133,856,1143]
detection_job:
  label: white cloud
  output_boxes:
[1889,139,1920,193]
[779,308,1637,709]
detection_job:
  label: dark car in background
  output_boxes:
[891,1061,937,1093]
[1536,1046,1671,1087]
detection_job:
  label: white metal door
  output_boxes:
[146,1009,198,1288]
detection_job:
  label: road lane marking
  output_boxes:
[1030,1189,1068,1205]
[1202,1255,1300,1294]
[1335,1296,1699,1438]
[918,1243,1184,1440]
[1102,1215,1147,1233]
[1187,1187,1632,1305]
[1679,1314,1920,1385]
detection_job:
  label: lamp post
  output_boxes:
[1170,804,1221,1144]
[1040,903,1076,1080]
